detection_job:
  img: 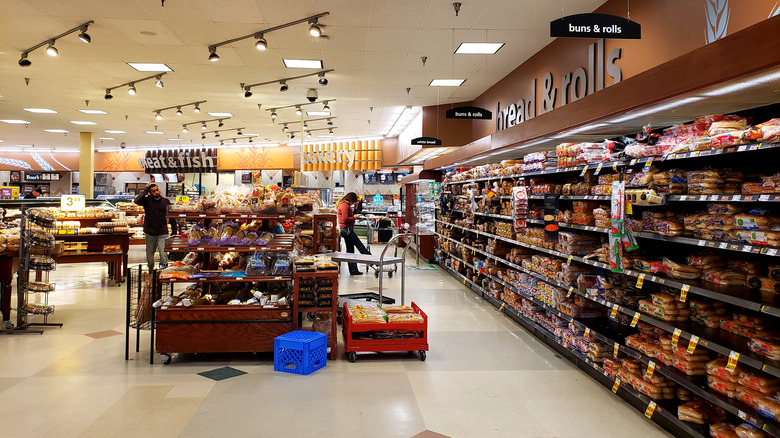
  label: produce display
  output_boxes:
[438,112,780,434]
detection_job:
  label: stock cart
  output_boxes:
[342,301,428,362]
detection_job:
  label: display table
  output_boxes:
[54,233,130,285]
[0,254,18,326]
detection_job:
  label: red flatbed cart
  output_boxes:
[342,301,429,362]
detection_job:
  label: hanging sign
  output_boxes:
[551,14,641,39]
[445,106,492,120]
[139,147,219,173]
[411,137,442,146]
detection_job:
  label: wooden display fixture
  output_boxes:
[313,214,338,254]
[292,269,338,360]
[155,305,293,354]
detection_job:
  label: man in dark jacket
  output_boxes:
[134,183,174,271]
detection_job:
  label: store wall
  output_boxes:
[421,101,473,146]
[397,111,424,164]
[109,172,150,194]
[344,171,401,198]
[48,176,71,196]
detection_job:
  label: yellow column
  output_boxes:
[79,132,95,197]
[302,143,310,172]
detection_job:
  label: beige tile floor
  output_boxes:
[0,245,672,437]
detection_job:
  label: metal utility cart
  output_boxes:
[342,301,429,362]
[325,232,412,304]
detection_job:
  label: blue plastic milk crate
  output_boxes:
[274,330,328,375]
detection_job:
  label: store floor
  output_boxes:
[0,245,671,438]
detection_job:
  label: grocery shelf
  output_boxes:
[440,264,706,438]
[559,195,611,201]
[442,142,778,186]
[666,194,780,203]
[167,212,293,219]
[165,235,295,253]
[158,275,291,283]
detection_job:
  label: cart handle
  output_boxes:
[379,231,413,262]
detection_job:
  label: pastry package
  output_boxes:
[710,424,739,438]
[736,385,764,409]
[348,305,386,324]
[758,396,780,420]
[382,304,415,314]
[707,358,741,382]
[387,313,424,323]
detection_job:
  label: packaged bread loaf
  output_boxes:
[735,422,768,438]
[749,337,780,361]
[758,396,780,420]
[710,423,739,438]
[678,401,717,424]
[707,358,741,382]
[738,370,780,395]
[736,385,764,409]
[708,375,739,398]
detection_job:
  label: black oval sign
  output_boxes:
[411,136,442,146]
[445,106,492,120]
[551,13,641,39]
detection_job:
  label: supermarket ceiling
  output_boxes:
[0,0,607,151]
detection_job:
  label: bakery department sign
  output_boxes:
[301,146,356,168]
[496,38,624,132]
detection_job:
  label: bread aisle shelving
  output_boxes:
[436,114,780,437]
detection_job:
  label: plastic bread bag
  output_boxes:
[233,229,252,246]
[758,396,780,420]
[678,401,717,424]
[187,224,205,246]
[271,254,292,276]
[255,231,275,246]
[735,422,768,438]
[216,221,240,245]
[245,252,267,276]
[738,369,780,395]
[710,423,739,438]
[387,313,424,323]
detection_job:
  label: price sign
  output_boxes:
[580,166,588,177]
[595,162,604,176]
[60,194,86,211]
[567,286,574,298]
[614,342,620,358]
[630,312,640,327]
[738,411,747,421]
[760,194,770,202]
[625,200,633,215]
[727,351,740,372]
[612,163,619,172]
[584,328,591,341]
[612,378,621,393]
[499,303,505,311]
[697,240,706,246]
[680,284,690,302]
[645,401,656,418]
[733,195,742,201]
[610,304,619,319]
[629,159,637,166]
[645,361,656,379]
[636,273,646,289]
[687,335,700,354]
[175,196,190,202]
[567,255,573,264]
[642,157,653,172]
[738,145,748,152]
[768,249,778,256]
[672,328,681,347]
[680,195,688,201]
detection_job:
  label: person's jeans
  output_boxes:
[145,234,169,271]
[340,227,370,273]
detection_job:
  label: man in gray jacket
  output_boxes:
[134,183,174,271]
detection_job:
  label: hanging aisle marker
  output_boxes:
[612,378,621,393]
[645,401,656,418]
[630,312,640,327]
[727,351,740,372]
[614,342,620,358]
[687,335,700,354]
[636,273,646,289]
[645,361,656,379]
[680,284,690,302]
[672,328,681,348]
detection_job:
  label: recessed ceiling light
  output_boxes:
[306,111,331,116]
[429,79,465,87]
[1,119,31,124]
[104,130,126,134]
[207,112,234,117]
[70,120,97,125]
[44,129,69,133]
[455,42,505,54]
[98,137,116,140]
[145,131,165,134]
[127,62,173,72]
[283,59,323,69]
[79,109,108,115]
[242,133,260,137]
[167,138,185,141]
[24,108,57,114]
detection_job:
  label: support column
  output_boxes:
[79,132,95,197]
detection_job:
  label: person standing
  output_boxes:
[134,183,174,271]
[337,192,371,276]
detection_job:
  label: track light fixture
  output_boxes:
[275,116,336,128]
[271,111,278,120]
[307,132,312,138]
[318,73,328,86]
[208,46,219,61]
[302,123,308,131]
[241,69,333,96]
[155,75,164,88]
[308,18,323,37]
[202,127,245,138]
[155,111,162,120]
[283,124,289,133]
[153,100,205,119]
[46,41,58,56]
[182,126,189,133]
[201,123,207,130]
[290,133,295,139]
[244,88,253,98]
[237,130,243,135]
[18,20,94,67]
[202,133,206,139]
[295,106,302,116]
[255,33,267,50]
[207,13,328,61]
[218,120,224,128]
[104,73,168,100]
[327,119,333,126]
[287,126,336,137]
[266,101,337,120]
[323,102,330,111]
[215,132,220,138]
[248,138,253,143]
[329,129,334,134]
[220,140,224,146]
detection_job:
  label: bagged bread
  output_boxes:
[707,358,741,382]
[735,422,768,438]
[738,370,780,395]
[710,423,739,438]
[758,396,780,420]
[708,375,739,398]
[678,401,716,424]
[749,337,780,361]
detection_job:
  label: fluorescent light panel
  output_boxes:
[104,130,126,134]
[429,79,465,87]
[145,131,165,134]
[167,138,185,141]
[70,120,97,125]
[1,119,31,124]
[455,42,504,54]
[306,111,331,116]
[24,108,57,114]
[207,112,234,117]
[44,129,69,133]
[79,109,108,114]
[98,137,116,140]
[127,63,173,72]
[283,59,323,69]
